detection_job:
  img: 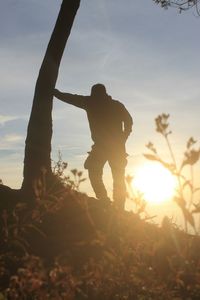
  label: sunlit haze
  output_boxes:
[132,162,177,205]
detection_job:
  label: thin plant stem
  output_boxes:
[189,165,194,210]
[165,134,188,233]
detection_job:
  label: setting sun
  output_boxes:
[132,162,177,205]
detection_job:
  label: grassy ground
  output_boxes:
[0,180,200,300]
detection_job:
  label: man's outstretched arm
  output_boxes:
[54,88,86,109]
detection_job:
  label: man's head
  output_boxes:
[90,83,107,97]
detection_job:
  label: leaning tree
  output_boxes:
[22,0,80,198]
[0,0,80,203]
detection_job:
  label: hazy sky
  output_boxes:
[0,0,199,219]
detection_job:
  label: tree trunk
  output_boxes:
[22,0,80,198]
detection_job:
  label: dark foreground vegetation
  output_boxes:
[0,166,200,300]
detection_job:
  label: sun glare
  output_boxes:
[132,162,177,205]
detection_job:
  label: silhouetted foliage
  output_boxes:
[52,151,86,191]
[153,0,200,14]
[144,113,200,233]
[1,143,200,299]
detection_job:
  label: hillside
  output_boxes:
[0,177,200,300]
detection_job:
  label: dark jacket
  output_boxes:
[55,92,133,145]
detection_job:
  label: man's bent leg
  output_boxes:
[84,146,109,202]
[88,167,108,200]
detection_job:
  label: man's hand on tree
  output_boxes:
[53,88,61,98]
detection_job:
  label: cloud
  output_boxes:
[0,114,27,126]
[0,115,19,126]
[4,134,23,143]
[0,133,24,150]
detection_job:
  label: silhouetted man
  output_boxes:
[54,84,133,209]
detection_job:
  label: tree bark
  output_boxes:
[22,0,80,198]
